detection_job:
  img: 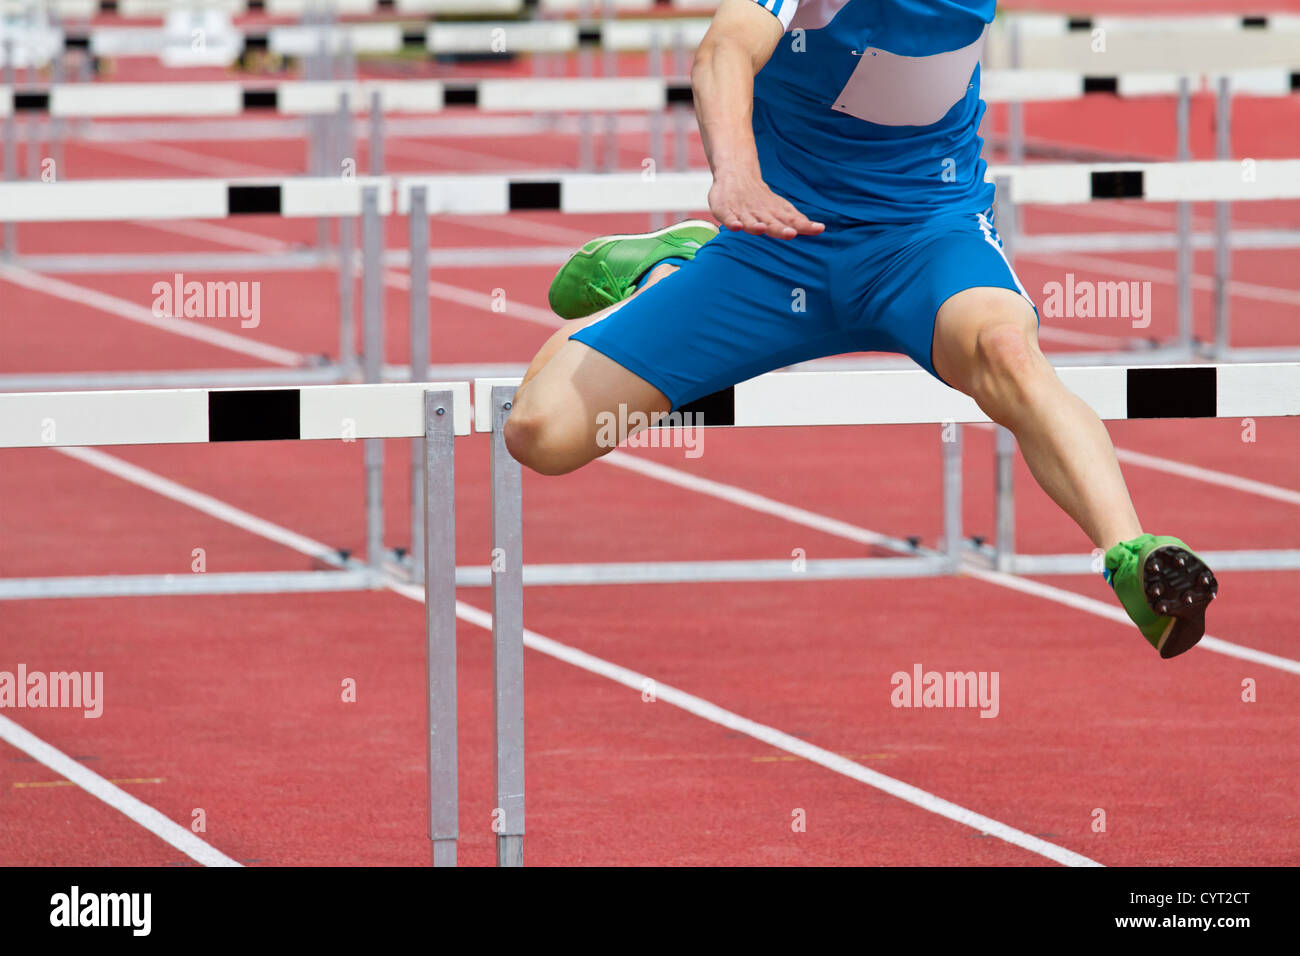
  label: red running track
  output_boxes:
[1,40,1297,866]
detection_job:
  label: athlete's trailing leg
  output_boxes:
[932,286,1217,657]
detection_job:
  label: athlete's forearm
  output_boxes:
[691,38,763,180]
[691,0,822,237]
[691,0,783,180]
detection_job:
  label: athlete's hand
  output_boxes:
[709,171,826,239]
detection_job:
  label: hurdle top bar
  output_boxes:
[0,160,1295,224]
[6,3,1299,24]
[391,160,1300,217]
[0,176,391,223]
[3,69,1296,119]
[473,365,1299,432]
[0,383,471,449]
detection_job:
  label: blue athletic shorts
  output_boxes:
[570,208,1037,410]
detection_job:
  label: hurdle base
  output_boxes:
[0,569,378,601]
[431,839,456,868]
[451,555,957,588]
[964,548,1300,575]
[496,835,523,868]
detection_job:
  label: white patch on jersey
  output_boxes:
[788,0,849,33]
[832,23,988,127]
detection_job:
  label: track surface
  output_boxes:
[1,7,1298,866]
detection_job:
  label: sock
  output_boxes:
[634,257,690,290]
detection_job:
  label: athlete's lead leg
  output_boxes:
[507,262,680,476]
[931,286,1142,551]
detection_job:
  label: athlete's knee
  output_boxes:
[503,388,591,476]
[969,322,1051,420]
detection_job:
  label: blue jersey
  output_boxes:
[747,0,997,224]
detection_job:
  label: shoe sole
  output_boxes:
[1144,546,1219,659]
[576,219,718,257]
[551,220,718,318]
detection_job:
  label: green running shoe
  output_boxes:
[1105,534,1219,659]
[547,219,718,319]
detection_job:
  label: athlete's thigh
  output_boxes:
[931,285,1039,391]
[837,210,1038,386]
[569,227,840,411]
[512,335,670,462]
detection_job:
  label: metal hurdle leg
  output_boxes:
[993,426,1016,572]
[336,92,358,375]
[994,173,1017,263]
[942,423,963,567]
[3,40,16,258]
[671,28,689,222]
[361,186,386,566]
[369,90,385,175]
[601,0,618,172]
[409,187,431,581]
[489,386,526,867]
[647,31,666,232]
[1175,76,1194,354]
[1006,20,1024,166]
[990,175,1020,573]
[1212,76,1232,359]
[424,389,459,867]
[578,0,595,170]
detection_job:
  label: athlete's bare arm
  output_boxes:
[693,0,826,239]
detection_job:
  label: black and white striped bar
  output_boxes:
[14,3,1297,25]
[0,78,681,118]
[992,160,1300,204]
[5,70,1294,119]
[1008,13,1300,35]
[0,81,448,117]
[473,365,1299,433]
[3,0,665,16]
[2,160,1297,225]
[395,160,1300,218]
[0,383,471,448]
[0,177,391,222]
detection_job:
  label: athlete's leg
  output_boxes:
[507,262,680,476]
[518,261,679,390]
[510,227,840,476]
[931,287,1142,550]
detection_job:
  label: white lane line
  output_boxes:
[1037,324,1135,348]
[140,219,297,255]
[962,566,1300,675]
[436,211,605,246]
[597,451,1300,674]
[85,139,288,179]
[1024,251,1300,307]
[446,596,1100,867]
[55,447,344,566]
[965,421,1300,509]
[1114,447,1300,507]
[602,451,902,549]
[0,262,304,367]
[384,138,549,173]
[57,446,1101,867]
[0,713,242,867]
[382,268,563,330]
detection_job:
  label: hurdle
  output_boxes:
[393,157,1300,369]
[3,375,1297,868]
[475,362,1300,585]
[468,362,1297,863]
[0,380,480,866]
[0,176,390,391]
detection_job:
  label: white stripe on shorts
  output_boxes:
[976,212,1035,308]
